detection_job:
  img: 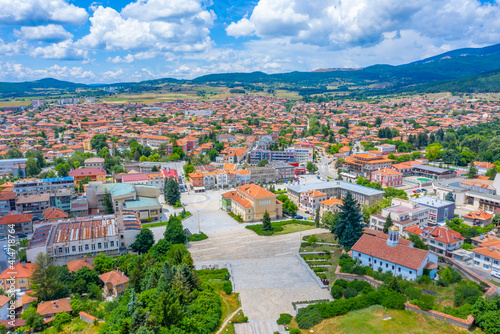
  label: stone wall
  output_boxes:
[334,265,384,288]
[296,253,329,289]
[404,302,474,330]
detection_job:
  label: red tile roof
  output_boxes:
[67,259,94,273]
[464,210,493,221]
[99,270,129,286]
[0,262,36,279]
[237,184,274,199]
[37,298,72,316]
[68,168,106,177]
[0,212,32,226]
[405,225,464,244]
[351,234,430,270]
[43,207,68,220]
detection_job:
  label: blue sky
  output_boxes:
[0,0,499,83]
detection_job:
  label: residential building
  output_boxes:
[99,269,129,299]
[287,181,384,207]
[0,262,36,292]
[463,209,493,227]
[369,199,429,234]
[122,174,149,186]
[0,295,10,321]
[13,177,75,195]
[37,298,72,320]
[410,196,455,225]
[0,158,28,176]
[15,193,50,219]
[268,162,296,181]
[26,212,142,264]
[42,207,68,222]
[319,198,343,217]
[472,161,496,175]
[344,152,393,178]
[351,227,438,280]
[0,212,33,236]
[249,149,295,163]
[375,144,396,154]
[68,168,106,187]
[84,157,105,168]
[300,190,327,211]
[370,168,403,188]
[0,192,16,216]
[286,142,314,162]
[222,184,283,222]
[471,238,500,273]
[248,167,277,184]
[67,258,94,273]
[405,225,465,256]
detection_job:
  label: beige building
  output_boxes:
[300,190,326,211]
[222,184,282,222]
[84,157,105,168]
[99,269,129,299]
[319,198,343,217]
[248,167,277,184]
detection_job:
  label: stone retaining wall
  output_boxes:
[296,253,329,289]
[334,265,384,287]
[404,302,474,330]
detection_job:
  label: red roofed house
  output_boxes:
[370,168,403,188]
[319,198,343,216]
[470,238,500,273]
[405,225,465,256]
[37,297,72,321]
[472,161,496,175]
[68,168,106,187]
[300,190,327,211]
[42,207,68,222]
[464,210,493,227]
[66,258,94,273]
[99,268,129,299]
[351,226,438,280]
[161,167,178,180]
[0,295,10,320]
[0,262,37,292]
[0,211,33,235]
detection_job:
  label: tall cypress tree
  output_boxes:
[262,210,273,231]
[333,192,363,248]
[383,213,393,234]
[165,177,181,205]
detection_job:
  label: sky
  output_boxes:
[0,0,499,84]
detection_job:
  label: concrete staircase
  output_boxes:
[235,320,289,334]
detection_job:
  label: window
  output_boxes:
[386,263,388,268]
[392,265,395,270]
[484,257,490,262]
[475,254,480,259]
[110,241,114,247]
[85,244,89,251]
[72,246,76,252]
[59,247,63,254]
[398,268,401,272]
[92,244,96,250]
[65,247,69,254]
[374,260,377,264]
[19,279,26,284]
[104,242,108,249]
[474,261,480,266]
[78,246,82,252]
[98,243,102,249]
[409,271,412,275]
[484,264,490,269]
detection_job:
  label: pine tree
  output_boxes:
[165,177,181,205]
[262,210,273,231]
[17,166,24,179]
[466,163,478,179]
[333,192,363,248]
[103,191,114,214]
[445,192,455,202]
[383,213,393,234]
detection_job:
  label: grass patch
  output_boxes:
[188,232,208,242]
[228,212,244,223]
[489,279,500,287]
[294,305,476,334]
[245,219,315,236]
[142,212,191,229]
[173,201,183,208]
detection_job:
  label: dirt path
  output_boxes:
[216,307,242,334]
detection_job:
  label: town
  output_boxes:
[0,94,499,333]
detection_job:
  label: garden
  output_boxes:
[245,219,316,236]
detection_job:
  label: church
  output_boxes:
[350,226,438,280]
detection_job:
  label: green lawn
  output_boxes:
[295,305,480,334]
[245,220,315,236]
[142,212,191,229]
[188,232,208,242]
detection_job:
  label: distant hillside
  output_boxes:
[0,78,88,97]
[408,43,500,65]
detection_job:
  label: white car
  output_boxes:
[492,270,500,279]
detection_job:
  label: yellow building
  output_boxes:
[99,269,129,299]
[83,140,91,151]
[222,184,282,222]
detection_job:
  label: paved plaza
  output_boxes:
[175,192,332,322]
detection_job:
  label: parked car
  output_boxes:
[295,215,303,219]
[492,270,500,279]
[413,190,418,193]
[305,211,310,214]
[18,234,27,239]
[421,188,427,192]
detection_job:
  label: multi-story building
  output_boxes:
[300,190,327,211]
[0,262,37,292]
[370,168,403,188]
[249,150,296,163]
[86,182,162,222]
[268,162,295,181]
[287,181,384,207]
[15,193,50,219]
[0,158,28,176]
[286,142,314,162]
[0,192,16,216]
[248,167,277,184]
[139,134,170,149]
[99,269,129,299]
[0,212,33,236]
[319,198,343,217]
[369,198,429,234]
[13,177,75,196]
[26,211,142,265]
[374,144,396,154]
[344,152,393,178]
[84,157,105,168]
[222,184,283,222]
[463,209,493,227]
[405,225,465,256]
[470,238,500,273]
[410,196,455,225]
[69,168,106,187]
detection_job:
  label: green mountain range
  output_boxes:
[1,43,500,98]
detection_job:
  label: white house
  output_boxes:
[351,226,439,280]
[369,199,429,235]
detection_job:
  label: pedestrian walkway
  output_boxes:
[235,320,288,334]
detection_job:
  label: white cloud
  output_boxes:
[77,1,215,53]
[107,54,135,64]
[0,39,29,56]
[0,61,94,82]
[0,0,88,25]
[14,24,73,42]
[226,17,255,37]
[31,40,88,61]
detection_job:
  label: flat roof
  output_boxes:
[411,196,454,208]
[287,181,384,196]
[413,165,452,174]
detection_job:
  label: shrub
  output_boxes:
[404,286,421,301]
[331,286,343,299]
[289,328,301,334]
[308,235,319,243]
[223,280,232,295]
[296,306,323,329]
[454,281,482,306]
[382,291,407,310]
[412,294,435,311]
[276,313,292,325]
[343,288,358,299]
[347,280,371,293]
[443,303,473,319]
[333,279,348,289]
[417,275,432,285]
[301,242,311,247]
